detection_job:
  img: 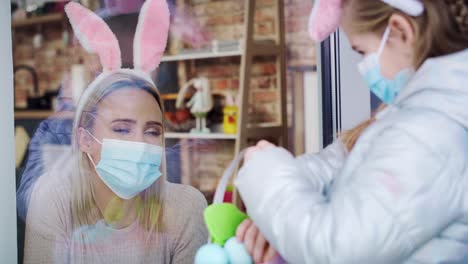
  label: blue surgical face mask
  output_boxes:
[86,131,163,200]
[358,27,414,105]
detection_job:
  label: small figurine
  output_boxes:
[176,77,213,133]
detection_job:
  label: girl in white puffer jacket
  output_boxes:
[235,0,468,263]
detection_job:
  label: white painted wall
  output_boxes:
[0,4,18,263]
[304,71,322,153]
[338,30,371,131]
[304,31,370,153]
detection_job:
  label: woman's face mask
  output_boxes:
[357,27,415,104]
[86,130,163,200]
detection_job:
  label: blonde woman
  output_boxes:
[24,1,207,263]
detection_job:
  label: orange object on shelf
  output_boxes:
[223,93,238,134]
[223,105,238,134]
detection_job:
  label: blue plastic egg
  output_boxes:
[224,237,253,264]
[195,244,229,264]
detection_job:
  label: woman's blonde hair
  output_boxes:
[70,72,166,236]
[341,0,468,151]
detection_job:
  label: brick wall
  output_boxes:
[285,0,315,66]
[9,2,309,127]
[188,0,315,64]
[181,0,314,125]
[13,24,94,109]
[190,0,277,41]
[13,25,68,97]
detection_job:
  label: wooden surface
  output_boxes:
[161,50,241,62]
[233,0,288,206]
[165,132,237,140]
[14,111,54,119]
[12,13,64,28]
[293,71,306,155]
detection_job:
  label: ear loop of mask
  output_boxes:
[212,150,246,204]
[377,26,391,61]
[83,129,102,168]
[85,129,103,145]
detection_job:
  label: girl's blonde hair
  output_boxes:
[341,0,468,151]
[70,72,166,236]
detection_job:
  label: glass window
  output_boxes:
[11,0,317,263]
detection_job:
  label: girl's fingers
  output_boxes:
[252,233,267,263]
[244,222,259,254]
[245,141,275,161]
[237,220,277,263]
[236,219,253,242]
[257,140,275,150]
[262,245,279,263]
[245,146,259,161]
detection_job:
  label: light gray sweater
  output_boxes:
[24,170,208,264]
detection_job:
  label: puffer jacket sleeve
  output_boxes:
[235,127,458,263]
[295,140,348,194]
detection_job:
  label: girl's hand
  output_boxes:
[245,140,276,161]
[236,219,278,263]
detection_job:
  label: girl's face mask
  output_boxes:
[86,130,163,200]
[358,27,415,105]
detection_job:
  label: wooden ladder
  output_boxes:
[236,0,288,156]
[233,0,288,203]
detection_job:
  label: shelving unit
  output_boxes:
[13,12,67,121]
[164,0,288,204]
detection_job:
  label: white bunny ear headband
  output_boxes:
[308,0,425,42]
[64,0,169,87]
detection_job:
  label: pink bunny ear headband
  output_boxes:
[64,0,169,91]
[308,0,425,42]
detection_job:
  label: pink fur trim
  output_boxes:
[308,0,343,42]
[65,2,122,71]
[134,0,170,73]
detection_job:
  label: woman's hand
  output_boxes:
[245,140,276,161]
[236,219,278,263]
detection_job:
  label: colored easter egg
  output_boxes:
[195,244,229,264]
[224,237,253,264]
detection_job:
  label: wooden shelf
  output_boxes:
[161,41,283,62]
[15,110,54,119]
[165,132,237,140]
[248,122,282,128]
[12,13,65,28]
[161,49,242,62]
[160,93,179,100]
[161,91,225,101]
[160,93,194,100]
